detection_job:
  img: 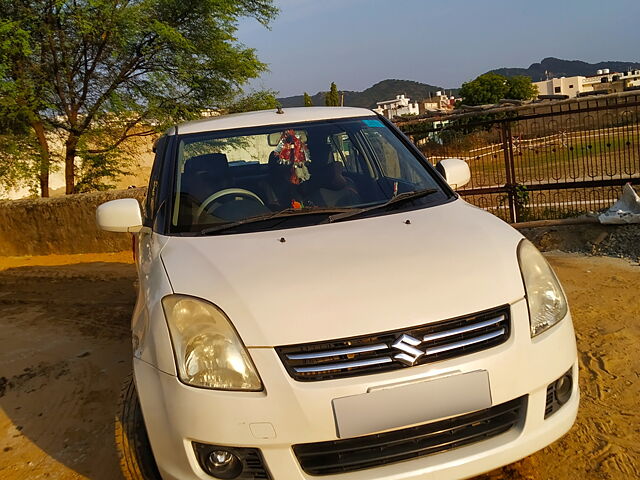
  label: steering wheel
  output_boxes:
[195,188,265,220]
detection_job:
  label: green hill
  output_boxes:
[488,57,640,81]
[278,79,457,109]
[276,58,640,108]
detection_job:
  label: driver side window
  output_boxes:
[362,128,428,186]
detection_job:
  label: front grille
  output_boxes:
[293,396,525,476]
[276,306,510,381]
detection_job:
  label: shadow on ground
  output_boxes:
[0,262,136,480]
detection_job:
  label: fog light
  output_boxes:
[193,442,271,479]
[204,449,242,479]
[210,450,234,467]
[545,368,574,418]
[554,373,573,405]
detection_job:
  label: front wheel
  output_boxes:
[115,375,162,480]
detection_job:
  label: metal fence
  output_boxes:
[397,92,640,223]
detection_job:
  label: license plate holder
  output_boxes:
[332,370,491,438]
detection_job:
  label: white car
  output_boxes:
[97,107,578,480]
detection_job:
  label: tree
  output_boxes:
[1,0,277,195]
[459,73,538,106]
[303,92,313,107]
[459,73,509,106]
[506,75,538,101]
[0,131,43,197]
[227,90,279,114]
[325,82,340,106]
[0,18,53,196]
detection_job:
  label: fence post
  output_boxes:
[501,122,517,223]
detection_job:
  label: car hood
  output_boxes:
[160,199,525,347]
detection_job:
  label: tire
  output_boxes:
[115,375,163,480]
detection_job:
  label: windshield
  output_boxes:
[170,117,450,234]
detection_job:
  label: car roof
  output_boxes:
[169,107,377,135]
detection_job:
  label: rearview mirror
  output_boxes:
[267,132,281,146]
[435,158,471,189]
[96,198,143,232]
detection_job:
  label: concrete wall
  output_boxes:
[0,188,147,256]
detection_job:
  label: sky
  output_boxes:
[236,0,640,97]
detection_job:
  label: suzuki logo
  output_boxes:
[391,334,424,365]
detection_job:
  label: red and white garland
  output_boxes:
[274,129,311,184]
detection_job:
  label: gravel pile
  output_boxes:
[519,223,640,263]
[589,224,640,262]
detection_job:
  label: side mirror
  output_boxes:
[436,158,471,189]
[96,198,143,232]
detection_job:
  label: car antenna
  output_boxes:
[276,105,284,114]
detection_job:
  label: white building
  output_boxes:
[373,94,419,119]
[534,68,640,98]
[419,91,454,113]
[534,76,584,98]
[581,69,640,94]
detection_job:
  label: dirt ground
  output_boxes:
[0,252,134,480]
[0,250,638,479]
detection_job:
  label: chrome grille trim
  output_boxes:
[276,305,511,382]
[424,329,506,355]
[294,357,393,373]
[421,315,505,342]
[287,344,388,360]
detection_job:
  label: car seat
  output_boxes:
[178,153,233,224]
[260,152,303,209]
[181,153,233,203]
[309,161,361,207]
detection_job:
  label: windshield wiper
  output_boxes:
[199,207,357,235]
[325,188,439,223]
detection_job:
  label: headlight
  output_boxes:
[517,239,568,337]
[162,295,262,391]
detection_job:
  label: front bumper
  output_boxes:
[135,299,579,480]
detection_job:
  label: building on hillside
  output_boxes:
[534,76,584,98]
[373,94,419,119]
[534,69,640,98]
[581,69,640,95]
[418,91,454,113]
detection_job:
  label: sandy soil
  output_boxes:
[479,253,640,480]
[0,253,135,480]
[0,251,638,479]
